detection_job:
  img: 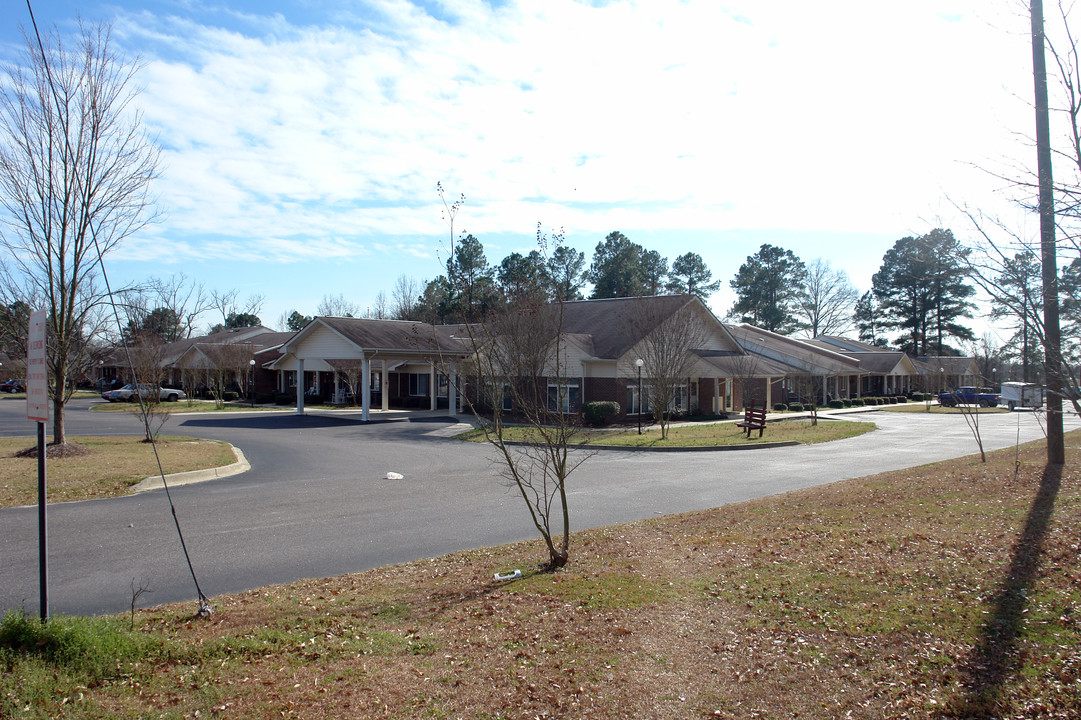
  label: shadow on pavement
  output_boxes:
[176,413,459,430]
[952,462,1062,715]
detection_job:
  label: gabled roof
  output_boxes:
[282,317,466,356]
[813,335,890,353]
[728,324,861,375]
[843,351,917,375]
[558,295,734,359]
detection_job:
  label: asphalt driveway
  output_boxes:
[0,398,1074,616]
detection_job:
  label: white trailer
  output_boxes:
[999,382,1044,410]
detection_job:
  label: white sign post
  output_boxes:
[27,309,48,422]
[27,308,48,620]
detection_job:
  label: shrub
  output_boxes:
[255,392,276,404]
[851,398,864,406]
[787,402,804,412]
[842,399,852,408]
[828,399,844,409]
[583,401,621,426]
[274,393,295,406]
[895,396,907,403]
[773,403,788,411]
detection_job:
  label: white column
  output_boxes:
[295,358,305,415]
[429,361,438,411]
[765,377,772,409]
[449,367,458,416]
[361,355,371,422]
[382,359,390,411]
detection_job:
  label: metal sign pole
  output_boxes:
[27,309,49,621]
[37,421,47,621]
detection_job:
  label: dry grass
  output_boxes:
[0,436,236,507]
[91,400,285,413]
[4,433,1080,719]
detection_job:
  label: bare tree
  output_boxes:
[796,258,858,338]
[457,293,589,570]
[330,359,365,406]
[391,274,421,320]
[148,274,209,340]
[962,209,1081,415]
[444,211,589,570]
[0,21,161,446]
[786,371,822,426]
[202,342,253,409]
[317,293,359,317]
[620,296,709,439]
[124,333,172,441]
[209,289,264,331]
[371,291,389,320]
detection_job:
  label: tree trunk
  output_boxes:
[52,386,66,446]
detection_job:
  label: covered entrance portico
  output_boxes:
[269,317,466,420]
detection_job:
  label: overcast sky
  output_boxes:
[0,0,1055,340]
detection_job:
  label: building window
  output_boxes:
[502,384,513,412]
[370,370,382,391]
[547,378,580,414]
[627,382,652,415]
[437,373,449,398]
[408,373,429,396]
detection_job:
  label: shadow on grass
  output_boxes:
[950,462,1062,716]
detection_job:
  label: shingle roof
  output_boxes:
[310,317,466,355]
[558,295,697,358]
[728,324,861,374]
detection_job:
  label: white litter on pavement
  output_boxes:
[385,472,403,480]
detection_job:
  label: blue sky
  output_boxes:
[0,0,1045,338]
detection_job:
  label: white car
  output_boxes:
[101,383,186,403]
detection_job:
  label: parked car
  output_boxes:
[999,382,1044,410]
[937,386,999,408]
[101,383,186,403]
[0,379,26,393]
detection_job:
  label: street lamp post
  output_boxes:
[249,359,256,407]
[635,358,644,435]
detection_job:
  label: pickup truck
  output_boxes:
[937,386,999,408]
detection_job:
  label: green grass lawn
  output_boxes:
[461,417,875,447]
[91,399,285,413]
[878,402,1010,414]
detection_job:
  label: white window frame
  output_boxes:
[547,377,580,414]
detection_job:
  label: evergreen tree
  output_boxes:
[588,231,646,298]
[871,229,975,355]
[639,249,669,296]
[990,251,1042,382]
[285,311,313,332]
[447,234,498,322]
[497,250,549,303]
[546,245,586,301]
[666,252,721,299]
[729,244,807,333]
[853,291,887,347]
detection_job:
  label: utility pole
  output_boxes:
[1030,0,1065,464]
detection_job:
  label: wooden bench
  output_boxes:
[735,401,768,438]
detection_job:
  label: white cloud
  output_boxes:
[94,0,1041,273]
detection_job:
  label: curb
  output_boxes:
[132,444,250,493]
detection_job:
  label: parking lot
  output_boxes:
[0,397,1075,615]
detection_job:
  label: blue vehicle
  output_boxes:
[937,386,999,408]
